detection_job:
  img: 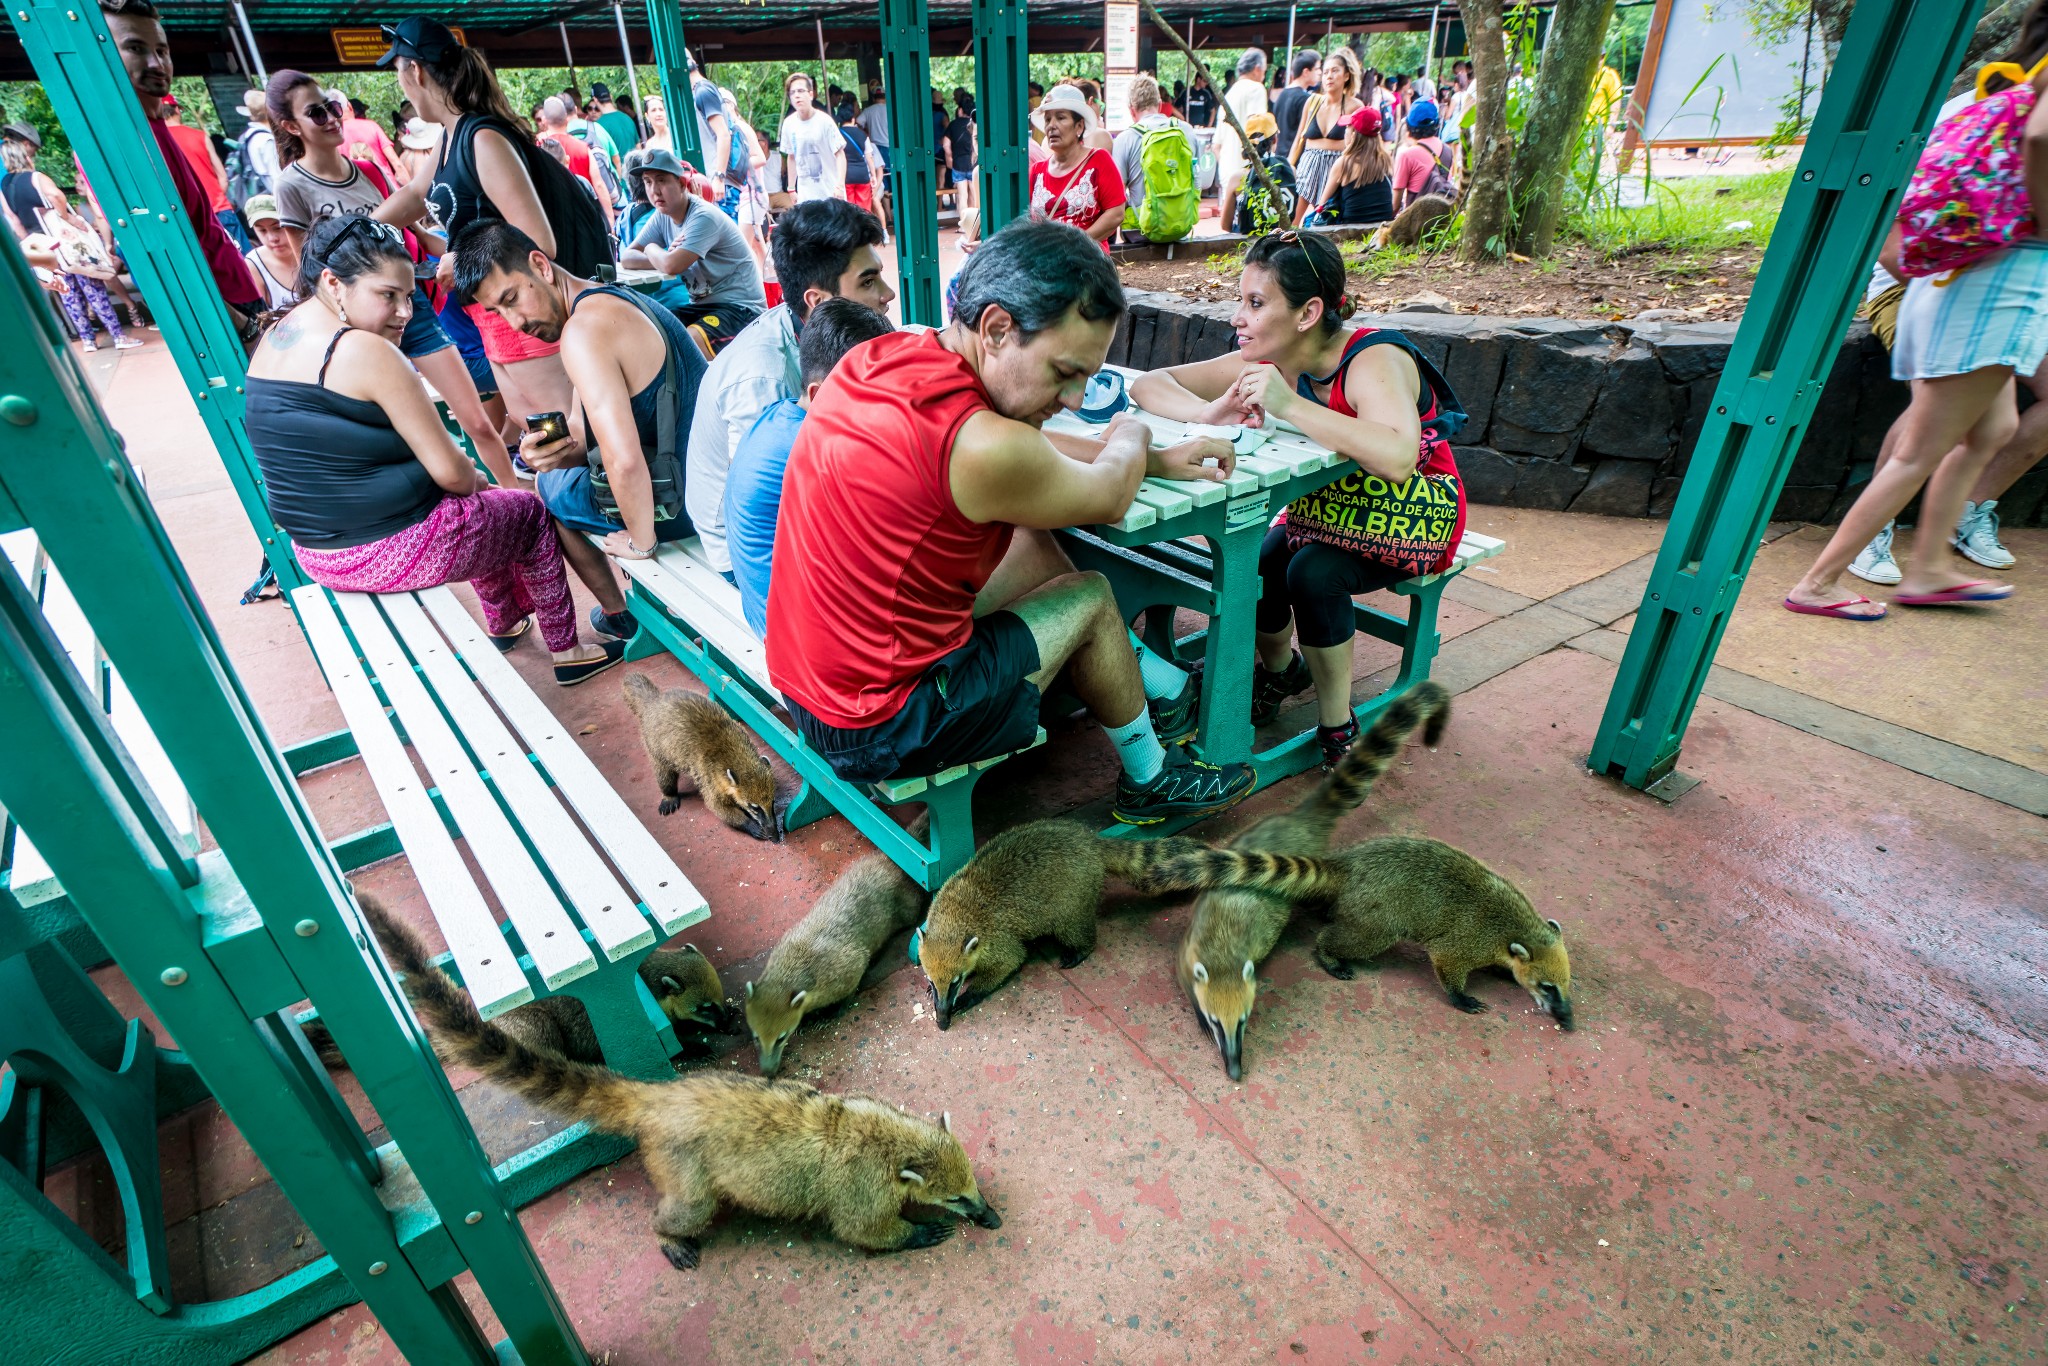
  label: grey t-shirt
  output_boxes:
[628,200,766,310]
[856,100,891,149]
[273,160,383,233]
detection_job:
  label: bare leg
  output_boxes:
[557,519,628,614]
[1302,643,1353,728]
[1255,625,1294,672]
[1005,570,1146,728]
[1899,381,2019,595]
[1218,171,1243,237]
[413,347,516,488]
[1970,359,2048,502]
[1788,367,2014,614]
[495,353,575,433]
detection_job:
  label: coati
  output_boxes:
[1374,193,1456,250]
[302,943,730,1068]
[357,890,1001,1265]
[1133,838,1574,1028]
[913,821,1222,1029]
[624,672,780,841]
[746,841,929,1075]
[1181,682,1450,1080]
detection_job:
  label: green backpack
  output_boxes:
[1126,122,1198,242]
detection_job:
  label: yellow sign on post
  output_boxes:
[331,26,464,65]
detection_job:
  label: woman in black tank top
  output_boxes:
[244,215,625,686]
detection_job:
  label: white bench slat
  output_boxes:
[620,548,775,698]
[380,593,655,965]
[1406,529,1509,587]
[873,727,1047,803]
[335,592,598,993]
[1144,474,1228,508]
[1234,453,1292,488]
[292,586,533,1019]
[1108,500,1159,534]
[417,587,709,938]
[1129,483,1194,519]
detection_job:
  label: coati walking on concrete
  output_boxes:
[302,943,730,1069]
[357,891,1001,1266]
[1133,838,1574,1028]
[624,672,780,840]
[1181,682,1451,1079]
[747,836,929,1075]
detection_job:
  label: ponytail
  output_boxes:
[425,46,532,137]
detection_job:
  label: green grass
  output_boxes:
[1567,169,1792,257]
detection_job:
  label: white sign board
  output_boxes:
[1105,3,1139,71]
[1641,0,1823,142]
[1105,72,1135,132]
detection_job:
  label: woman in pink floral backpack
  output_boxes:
[1786,12,2048,620]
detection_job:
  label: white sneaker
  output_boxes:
[113,336,146,350]
[1847,521,1902,585]
[1952,500,2015,569]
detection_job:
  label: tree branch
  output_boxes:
[1136,0,1284,215]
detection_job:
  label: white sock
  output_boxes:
[1128,629,1190,702]
[1104,710,1166,784]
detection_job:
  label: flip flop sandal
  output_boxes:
[488,617,532,652]
[1783,595,1886,621]
[1892,581,2014,606]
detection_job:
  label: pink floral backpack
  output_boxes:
[1894,59,2046,278]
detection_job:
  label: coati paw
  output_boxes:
[901,1220,957,1250]
[1057,947,1091,969]
[1449,992,1487,1014]
[660,1237,702,1270]
[1315,952,1355,980]
[658,796,683,816]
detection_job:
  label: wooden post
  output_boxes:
[1617,0,1675,172]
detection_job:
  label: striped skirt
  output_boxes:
[1892,241,2048,381]
[1293,149,1342,214]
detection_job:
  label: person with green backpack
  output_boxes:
[1111,74,1200,246]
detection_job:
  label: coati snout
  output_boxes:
[1506,921,1573,1028]
[1185,958,1256,1081]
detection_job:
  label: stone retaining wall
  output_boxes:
[1106,290,2048,527]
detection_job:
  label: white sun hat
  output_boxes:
[1031,84,1098,134]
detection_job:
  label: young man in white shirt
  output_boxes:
[1216,48,1269,237]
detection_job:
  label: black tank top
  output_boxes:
[1330,174,1393,225]
[428,113,611,277]
[246,330,443,550]
[570,283,707,460]
[3,170,48,235]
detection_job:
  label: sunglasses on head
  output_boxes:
[1269,229,1334,296]
[328,215,403,257]
[299,99,347,127]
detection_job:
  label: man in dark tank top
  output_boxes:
[452,218,706,638]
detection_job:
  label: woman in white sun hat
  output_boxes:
[1027,83,1126,250]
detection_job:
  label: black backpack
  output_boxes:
[461,114,613,276]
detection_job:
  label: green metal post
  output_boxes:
[646,0,706,170]
[0,226,589,1363]
[972,0,1032,233]
[1587,0,1979,792]
[7,0,306,599]
[881,0,942,325]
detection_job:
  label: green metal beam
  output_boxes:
[882,0,942,325]
[973,0,1033,233]
[645,0,706,170]
[1587,0,1981,792]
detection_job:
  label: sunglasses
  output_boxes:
[298,99,348,127]
[1270,229,1334,297]
[329,215,403,256]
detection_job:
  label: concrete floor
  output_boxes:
[35,339,2048,1363]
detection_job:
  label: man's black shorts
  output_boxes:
[786,611,1042,784]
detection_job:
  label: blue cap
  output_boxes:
[1406,99,1441,129]
[1077,369,1131,424]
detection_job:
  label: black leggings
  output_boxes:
[1255,525,1407,649]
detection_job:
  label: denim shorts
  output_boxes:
[436,290,497,392]
[398,285,453,359]
[535,466,696,544]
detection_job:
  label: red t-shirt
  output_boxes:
[1028,149,1125,250]
[165,122,230,214]
[148,119,261,307]
[1393,138,1447,197]
[766,330,1013,730]
[539,130,593,180]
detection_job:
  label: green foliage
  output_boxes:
[1606,3,1656,81]
[1567,168,1789,256]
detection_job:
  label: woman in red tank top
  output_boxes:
[1131,231,1467,768]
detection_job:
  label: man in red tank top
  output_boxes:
[767,220,1258,824]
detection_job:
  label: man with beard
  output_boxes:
[452,218,706,629]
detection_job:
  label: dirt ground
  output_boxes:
[1119,240,1767,323]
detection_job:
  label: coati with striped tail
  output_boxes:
[747,829,930,1074]
[1181,681,1451,1079]
[624,672,781,841]
[357,891,1000,1266]
[1135,838,1574,1029]
[302,943,730,1069]
[914,821,1224,1029]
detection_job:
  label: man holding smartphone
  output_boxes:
[453,217,707,638]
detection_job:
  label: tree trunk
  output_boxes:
[1951,0,2027,97]
[1457,0,1515,262]
[1508,0,1619,257]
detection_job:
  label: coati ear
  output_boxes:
[725,767,738,786]
[1190,961,1209,984]
[790,989,807,1008]
[660,975,682,994]
[1508,942,1530,960]
[683,942,700,954]
[899,1168,926,1185]
[1241,959,1256,982]
[963,935,979,955]
[940,1110,953,1133]
[1545,918,1562,934]
[759,751,772,767]
[744,980,756,999]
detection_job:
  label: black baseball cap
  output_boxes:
[591,81,611,99]
[376,17,461,68]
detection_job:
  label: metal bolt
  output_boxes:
[160,967,188,986]
[1716,405,1726,415]
[1801,170,1814,181]
[0,395,36,427]
[1765,416,1777,425]
[367,1260,388,1276]
[157,213,167,222]
[465,1211,482,1225]
[1858,174,1871,186]
[295,918,319,937]
[116,218,127,228]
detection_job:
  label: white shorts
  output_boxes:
[1892,240,2048,381]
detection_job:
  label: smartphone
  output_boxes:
[412,260,436,280]
[526,411,568,444]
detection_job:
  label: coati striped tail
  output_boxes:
[1100,839,1338,899]
[1301,680,1451,820]
[354,892,646,1135]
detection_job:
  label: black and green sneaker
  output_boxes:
[1111,746,1257,825]
[1149,669,1204,744]
[1251,651,1314,726]
[1317,719,1360,772]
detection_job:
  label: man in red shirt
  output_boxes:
[338,94,406,188]
[100,0,262,340]
[537,96,615,233]
[766,220,1257,825]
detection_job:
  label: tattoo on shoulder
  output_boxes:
[271,313,302,349]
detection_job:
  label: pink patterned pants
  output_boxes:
[296,488,578,652]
